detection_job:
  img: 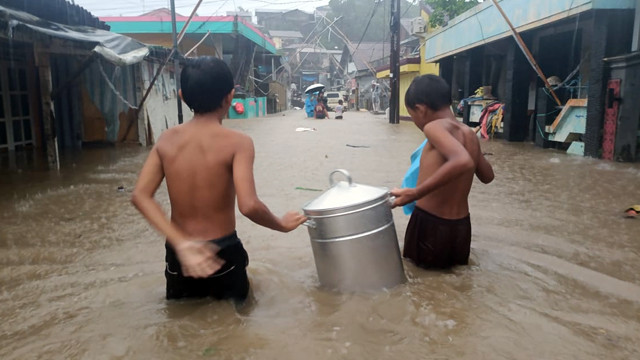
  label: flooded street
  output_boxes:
[1,110,639,359]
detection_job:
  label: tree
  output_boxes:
[425,0,483,27]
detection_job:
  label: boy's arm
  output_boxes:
[474,139,494,184]
[391,122,474,207]
[131,146,222,278]
[233,136,306,232]
[131,147,187,244]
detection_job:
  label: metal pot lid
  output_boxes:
[302,169,389,212]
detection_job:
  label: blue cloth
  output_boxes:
[401,139,427,215]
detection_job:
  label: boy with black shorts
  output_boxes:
[391,75,494,269]
[132,57,306,302]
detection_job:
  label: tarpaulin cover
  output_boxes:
[401,139,428,215]
[0,5,148,66]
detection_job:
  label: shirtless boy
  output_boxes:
[131,57,306,302]
[391,75,494,269]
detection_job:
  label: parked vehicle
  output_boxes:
[324,91,344,111]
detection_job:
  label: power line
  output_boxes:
[402,0,416,18]
[355,0,381,50]
[189,0,231,33]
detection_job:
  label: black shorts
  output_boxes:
[403,206,471,269]
[165,231,250,302]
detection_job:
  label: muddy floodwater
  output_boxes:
[1,110,639,359]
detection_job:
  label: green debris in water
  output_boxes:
[202,347,217,356]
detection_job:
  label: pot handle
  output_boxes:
[302,219,316,228]
[329,169,353,187]
[388,195,396,207]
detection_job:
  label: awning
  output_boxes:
[423,0,636,63]
[1,5,148,66]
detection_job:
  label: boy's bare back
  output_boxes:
[132,56,305,283]
[416,118,491,219]
[391,74,493,269]
[157,119,248,240]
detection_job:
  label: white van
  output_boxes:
[324,91,344,111]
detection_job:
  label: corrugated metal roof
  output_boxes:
[346,42,390,71]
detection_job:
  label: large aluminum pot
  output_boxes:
[302,169,406,292]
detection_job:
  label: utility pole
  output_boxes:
[389,0,400,124]
[170,0,184,124]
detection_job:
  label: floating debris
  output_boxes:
[295,187,323,192]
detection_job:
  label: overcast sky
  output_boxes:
[73,0,329,17]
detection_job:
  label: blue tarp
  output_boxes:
[302,74,318,82]
[401,139,427,215]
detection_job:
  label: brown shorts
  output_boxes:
[403,206,471,269]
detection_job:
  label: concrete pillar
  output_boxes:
[134,63,148,146]
[451,56,464,101]
[632,0,640,52]
[502,38,532,142]
[439,56,454,87]
[465,47,484,97]
[610,53,640,161]
[584,12,609,158]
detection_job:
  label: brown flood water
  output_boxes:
[1,110,639,359]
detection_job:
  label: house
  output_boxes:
[314,5,332,21]
[339,42,390,110]
[103,9,285,123]
[422,0,638,160]
[102,8,277,61]
[284,44,342,92]
[225,11,252,23]
[255,9,315,35]
[0,0,149,170]
[268,30,304,50]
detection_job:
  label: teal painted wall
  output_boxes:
[106,21,276,54]
[107,21,233,34]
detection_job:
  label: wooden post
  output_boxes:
[35,47,59,170]
[177,0,205,44]
[490,0,562,107]
[185,31,211,57]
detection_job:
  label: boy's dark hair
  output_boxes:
[180,56,234,114]
[405,74,452,111]
[338,99,343,105]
